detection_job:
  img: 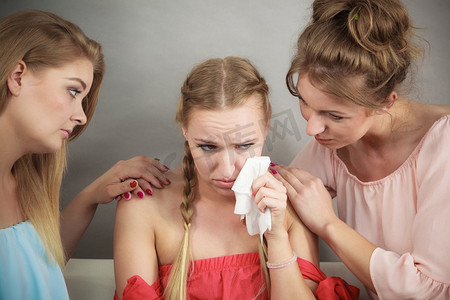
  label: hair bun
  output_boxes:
[313,0,411,53]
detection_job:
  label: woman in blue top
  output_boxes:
[0,10,168,299]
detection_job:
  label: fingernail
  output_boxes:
[252,190,255,197]
[137,191,144,199]
[130,180,138,188]
[124,192,131,200]
[115,195,121,201]
[159,181,164,188]
[270,168,278,175]
[166,179,171,184]
[270,162,278,167]
[146,189,153,196]
[164,165,170,170]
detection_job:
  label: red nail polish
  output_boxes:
[124,192,131,200]
[270,168,278,175]
[164,165,170,170]
[130,180,137,188]
[270,162,278,167]
[146,189,153,196]
[159,181,164,188]
[166,179,171,184]
[137,191,144,199]
[252,190,255,197]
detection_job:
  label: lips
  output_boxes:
[61,129,73,139]
[214,179,235,189]
[315,136,332,143]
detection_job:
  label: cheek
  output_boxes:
[193,156,211,175]
[190,148,218,176]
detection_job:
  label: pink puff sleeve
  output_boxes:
[114,275,163,300]
[290,138,336,190]
[369,116,450,299]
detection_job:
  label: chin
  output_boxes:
[38,142,64,154]
[214,186,235,198]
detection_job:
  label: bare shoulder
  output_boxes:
[115,167,184,226]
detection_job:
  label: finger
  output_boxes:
[131,187,145,199]
[136,178,153,196]
[151,158,170,173]
[252,172,285,195]
[272,167,308,194]
[273,172,302,202]
[254,185,287,206]
[256,195,286,213]
[114,157,170,187]
[107,179,138,200]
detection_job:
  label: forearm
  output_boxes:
[267,232,315,299]
[60,187,98,259]
[321,218,376,291]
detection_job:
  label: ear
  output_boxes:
[384,91,397,109]
[7,61,28,97]
[182,127,188,139]
[375,92,397,115]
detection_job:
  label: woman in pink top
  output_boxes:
[273,0,450,299]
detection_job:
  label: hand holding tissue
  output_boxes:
[232,156,271,238]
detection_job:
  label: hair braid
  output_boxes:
[165,141,197,299]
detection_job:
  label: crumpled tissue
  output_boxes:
[232,156,271,240]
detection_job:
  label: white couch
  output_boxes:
[63,258,369,299]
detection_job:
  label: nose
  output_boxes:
[72,101,87,125]
[218,149,236,179]
[305,113,326,136]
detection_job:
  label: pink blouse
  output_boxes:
[291,115,450,299]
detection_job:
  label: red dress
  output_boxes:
[115,252,359,299]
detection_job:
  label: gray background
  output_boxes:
[1,0,449,261]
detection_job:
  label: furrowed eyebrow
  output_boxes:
[232,138,257,145]
[194,138,217,144]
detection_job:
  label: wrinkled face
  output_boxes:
[10,58,94,153]
[183,95,268,197]
[296,73,375,149]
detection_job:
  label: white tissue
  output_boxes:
[232,156,271,239]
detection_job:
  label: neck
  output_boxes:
[0,115,26,222]
[358,97,414,150]
[0,115,27,176]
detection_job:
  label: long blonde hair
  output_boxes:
[0,10,105,266]
[166,57,271,299]
[286,0,423,108]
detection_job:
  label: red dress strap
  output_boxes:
[114,275,163,300]
[298,258,360,300]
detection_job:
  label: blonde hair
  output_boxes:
[166,57,271,299]
[0,10,105,266]
[286,0,423,108]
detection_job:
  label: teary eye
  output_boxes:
[198,144,217,152]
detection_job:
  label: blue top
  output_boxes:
[0,221,69,300]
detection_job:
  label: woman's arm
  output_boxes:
[252,172,316,299]
[275,166,377,291]
[114,196,160,299]
[61,156,168,259]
